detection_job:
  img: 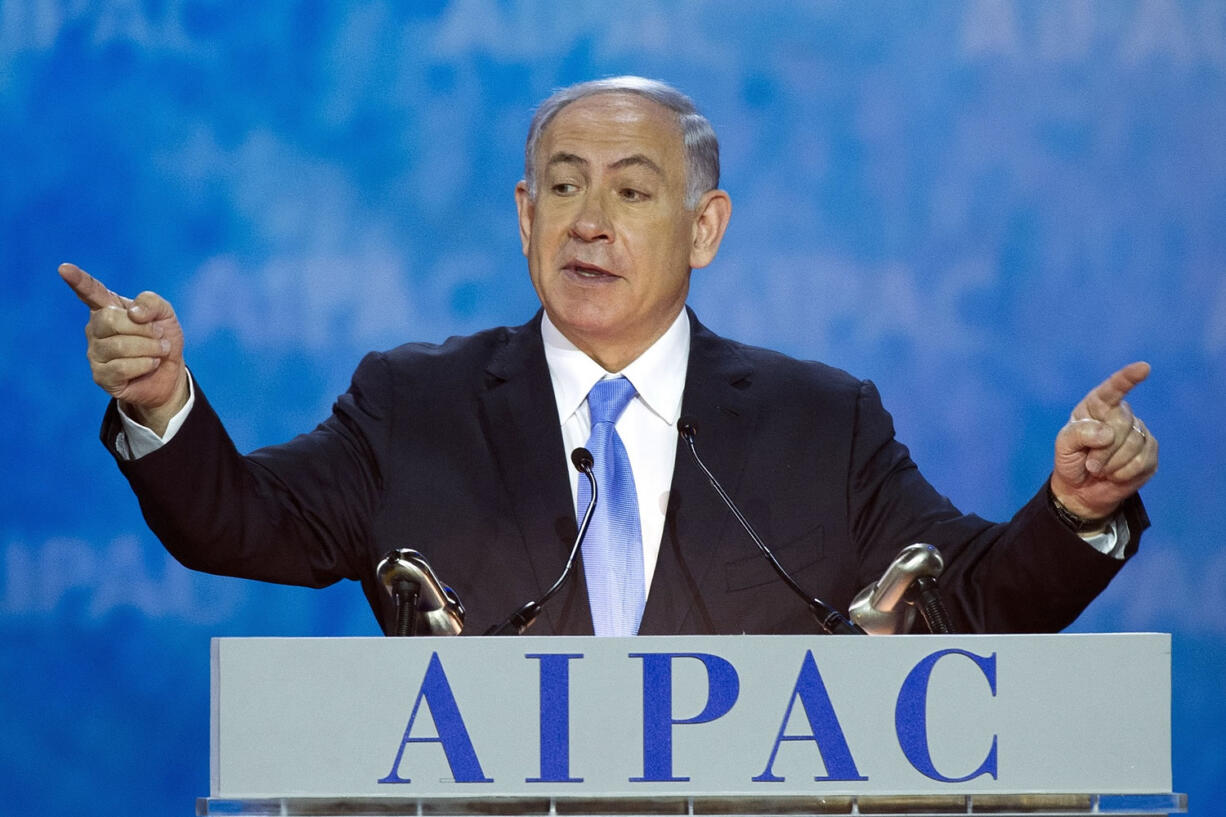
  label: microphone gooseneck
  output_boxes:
[911,576,954,634]
[485,447,598,635]
[676,418,865,635]
[394,579,421,636]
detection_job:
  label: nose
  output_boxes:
[569,193,612,243]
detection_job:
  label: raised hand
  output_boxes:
[1051,361,1158,521]
[58,262,188,435]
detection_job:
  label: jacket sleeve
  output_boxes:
[102,353,395,588]
[845,379,1148,633]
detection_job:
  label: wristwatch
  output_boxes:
[1047,485,1110,534]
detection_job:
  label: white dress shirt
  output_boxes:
[541,308,690,595]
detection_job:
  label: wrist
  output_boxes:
[123,402,176,437]
[1047,484,1112,535]
[122,378,190,437]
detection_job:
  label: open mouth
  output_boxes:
[565,261,617,280]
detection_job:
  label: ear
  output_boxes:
[689,189,732,269]
[514,181,534,257]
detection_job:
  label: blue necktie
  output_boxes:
[579,376,646,636]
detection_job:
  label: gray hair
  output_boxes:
[523,76,720,210]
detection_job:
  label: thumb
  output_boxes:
[127,290,176,324]
[1057,418,1114,455]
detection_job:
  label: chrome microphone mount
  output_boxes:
[376,548,465,636]
[849,543,954,634]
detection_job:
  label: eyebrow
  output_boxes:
[545,152,666,178]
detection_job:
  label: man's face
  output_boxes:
[516,93,716,370]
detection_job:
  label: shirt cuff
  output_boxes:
[114,371,197,460]
[1079,512,1130,560]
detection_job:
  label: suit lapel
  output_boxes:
[478,314,594,634]
[638,313,759,634]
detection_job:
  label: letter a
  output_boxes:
[754,650,867,782]
[379,652,493,784]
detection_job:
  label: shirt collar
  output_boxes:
[542,308,691,426]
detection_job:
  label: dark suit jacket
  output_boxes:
[104,310,1146,635]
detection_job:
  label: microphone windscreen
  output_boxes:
[571,446,594,471]
[676,416,699,440]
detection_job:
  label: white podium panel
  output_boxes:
[206,633,1176,815]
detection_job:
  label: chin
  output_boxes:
[552,298,629,332]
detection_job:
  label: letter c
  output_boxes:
[895,649,998,783]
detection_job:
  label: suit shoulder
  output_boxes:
[717,335,867,400]
[359,318,540,381]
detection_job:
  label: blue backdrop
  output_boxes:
[4,1,1224,813]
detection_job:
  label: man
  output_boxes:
[59,77,1158,636]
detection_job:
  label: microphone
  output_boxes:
[676,418,865,635]
[485,447,597,635]
[849,543,954,634]
[376,548,465,636]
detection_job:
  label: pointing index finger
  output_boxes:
[1082,361,1151,417]
[58,262,129,310]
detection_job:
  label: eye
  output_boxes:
[619,187,650,202]
[551,182,579,196]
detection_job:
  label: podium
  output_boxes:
[199,634,1185,816]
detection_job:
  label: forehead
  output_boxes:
[537,92,686,172]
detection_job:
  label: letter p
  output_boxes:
[629,652,740,782]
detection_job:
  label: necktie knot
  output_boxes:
[588,376,637,426]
